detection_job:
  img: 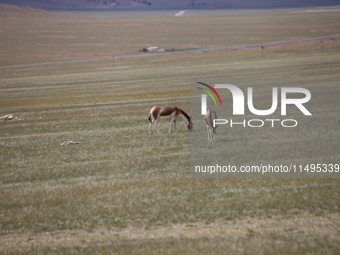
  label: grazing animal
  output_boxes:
[148,106,193,134]
[204,108,218,142]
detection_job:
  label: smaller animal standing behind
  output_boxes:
[148,106,193,134]
[204,108,218,142]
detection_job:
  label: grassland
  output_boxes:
[0,5,340,254]
[1,4,340,66]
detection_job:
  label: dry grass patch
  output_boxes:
[1,8,340,253]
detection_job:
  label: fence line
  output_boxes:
[1,34,340,70]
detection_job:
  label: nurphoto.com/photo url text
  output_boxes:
[194,163,340,175]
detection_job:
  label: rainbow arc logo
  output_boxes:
[196,82,223,106]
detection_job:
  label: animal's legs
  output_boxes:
[155,120,161,134]
[169,118,175,133]
[149,121,154,134]
[149,119,161,134]
[206,125,210,142]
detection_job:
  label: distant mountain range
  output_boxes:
[0,0,339,10]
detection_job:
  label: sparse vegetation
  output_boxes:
[0,5,339,254]
[1,4,340,66]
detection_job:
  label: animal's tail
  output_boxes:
[148,113,152,123]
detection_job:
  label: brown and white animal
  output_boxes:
[148,106,193,134]
[204,108,218,142]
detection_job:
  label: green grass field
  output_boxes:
[0,5,339,254]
